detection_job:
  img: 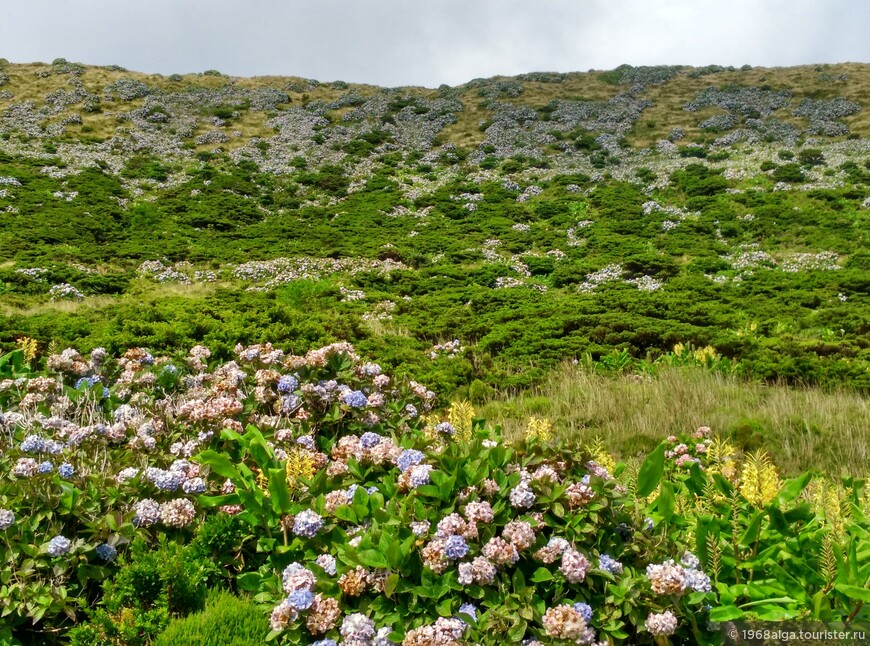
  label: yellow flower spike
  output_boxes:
[525,416,553,443]
[706,435,737,482]
[673,342,685,356]
[285,447,318,490]
[693,345,720,363]
[448,400,475,441]
[253,467,271,497]
[738,450,780,508]
[814,480,845,538]
[16,336,38,363]
[585,436,615,472]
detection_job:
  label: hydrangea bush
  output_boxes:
[0,343,868,644]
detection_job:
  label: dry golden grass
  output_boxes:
[480,362,870,476]
[0,294,119,316]
[361,318,412,337]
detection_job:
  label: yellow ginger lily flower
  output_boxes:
[738,450,779,507]
[525,416,553,443]
[448,400,475,441]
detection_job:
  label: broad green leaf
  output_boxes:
[531,567,554,583]
[237,572,263,591]
[384,573,399,598]
[739,511,763,547]
[656,481,675,522]
[357,549,390,569]
[835,584,870,603]
[196,450,241,481]
[267,468,292,515]
[709,605,744,622]
[636,442,665,498]
[776,471,813,504]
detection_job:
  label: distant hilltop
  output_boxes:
[0,58,869,175]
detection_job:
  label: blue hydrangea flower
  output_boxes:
[292,510,324,538]
[311,640,338,646]
[396,449,425,472]
[38,461,54,474]
[458,602,478,623]
[0,509,14,530]
[366,486,378,495]
[409,465,432,488]
[683,568,712,593]
[281,395,301,414]
[154,470,184,491]
[95,543,117,562]
[359,432,382,448]
[58,463,74,479]
[75,376,102,389]
[102,387,111,399]
[287,589,315,610]
[182,477,207,494]
[574,602,593,623]
[47,535,71,556]
[435,422,456,435]
[404,404,418,418]
[46,440,64,455]
[680,551,700,569]
[343,390,368,408]
[296,435,315,450]
[20,435,46,453]
[444,535,469,560]
[277,375,298,393]
[598,554,623,575]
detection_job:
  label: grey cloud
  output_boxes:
[1,0,868,87]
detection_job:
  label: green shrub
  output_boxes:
[468,378,492,403]
[154,592,268,646]
[772,163,806,183]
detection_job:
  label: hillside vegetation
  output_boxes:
[2,58,870,646]
[1,58,869,398]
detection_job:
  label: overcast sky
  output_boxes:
[2,0,867,87]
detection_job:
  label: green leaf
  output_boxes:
[531,567,554,583]
[709,605,744,622]
[777,471,813,504]
[636,442,665,498]
[766,505,791,536]
[739,511,763,547]
[332,506,358,524]
[656,481,675,522]
[267,468,292,515]
[506,619,527,642]
[357,549,390,569]
[811,589,829,619]
[237,572,263,591]
[512,568,526,593]
[244,426,274,469]
[197,493,239,508]
[384,573,399,598]
[835,584,870,603]
[196,450,242,481]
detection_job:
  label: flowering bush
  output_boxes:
[1,343,869,644]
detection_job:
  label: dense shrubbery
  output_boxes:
[2,146,869,395]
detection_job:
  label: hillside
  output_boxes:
[3,57,870,646]
[1,57,869,398]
